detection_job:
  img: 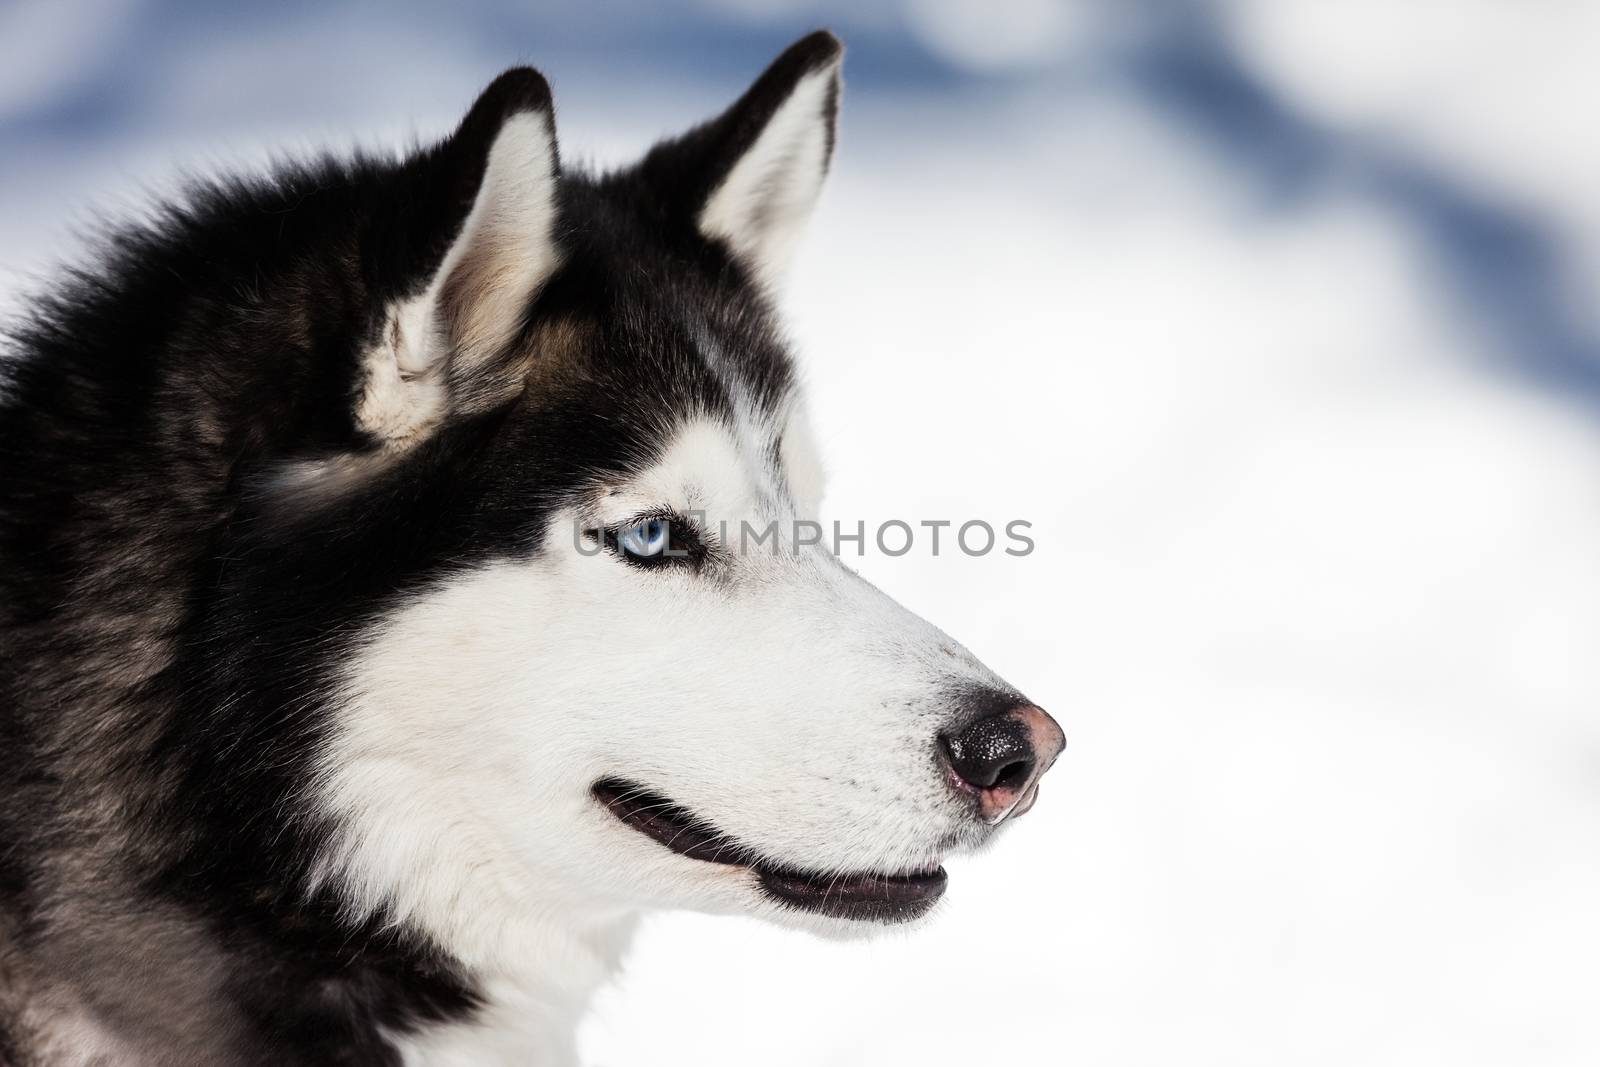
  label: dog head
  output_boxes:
[196,32,1061,966]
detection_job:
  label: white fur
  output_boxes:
[698,63,840,288]
[778,397,827,519]
[317,414,1010,1064]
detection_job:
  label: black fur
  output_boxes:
[0,33,839,1065]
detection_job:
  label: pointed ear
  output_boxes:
[360,68,561,446]
[639,31,843,290]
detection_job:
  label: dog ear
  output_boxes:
[360,68,561,447]
[638,31,843,290]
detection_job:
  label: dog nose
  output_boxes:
[940,703,1064,823]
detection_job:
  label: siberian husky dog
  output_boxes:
[0,31,1063,1066]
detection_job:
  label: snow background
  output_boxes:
[3,1,1597,1063]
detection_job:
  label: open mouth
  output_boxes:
[592,778,947,923]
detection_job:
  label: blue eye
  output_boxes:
[618,518,669,557]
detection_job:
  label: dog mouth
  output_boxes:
[592,778,946,923]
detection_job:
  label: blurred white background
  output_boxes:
[3,1,1598,1064]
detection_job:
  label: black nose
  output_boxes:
[940,702,1064,823]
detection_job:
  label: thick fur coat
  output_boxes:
[0,33,1060,1065]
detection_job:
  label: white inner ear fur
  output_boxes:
[698,63,839,290]
[358,111,560,445]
